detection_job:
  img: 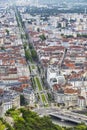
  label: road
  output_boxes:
[30,63,48,106]
[15,7,49,107]
[14,6,31,56]
[34,107,87,125]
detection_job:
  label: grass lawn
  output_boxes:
[32,65,35,69]
[35,77,42,91]
[41,94,47,104]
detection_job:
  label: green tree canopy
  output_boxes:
[31,49,38,61]
[25,49,32,62]
[39,34,46,41]
[20,95,28,106]
[0,120,6,130]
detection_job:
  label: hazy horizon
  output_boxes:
[32,0,87,4]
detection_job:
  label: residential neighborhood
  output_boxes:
[0,5,35,117]
[20,7,87,109]
[0,0,87,129]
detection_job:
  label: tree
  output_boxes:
[29,43,33,50]
[65,35,73,38]
[6,29,9,36]
[5,123,14,130]
[1,46,5,50]
[77,34,87,38]
[23,43,27,50]
[31,49,38,61]
[57,23,61,28]
[21,34,25,39]
[39,34,46,41]
[25,49,32,62]
[0,121,5,130]
[20,95,28,106]
[75,124,87,130]
[37,28,40,32]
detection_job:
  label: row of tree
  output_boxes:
[24,43,38,62]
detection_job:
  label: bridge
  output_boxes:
[34,107,87,125]
[50,112,84,124]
